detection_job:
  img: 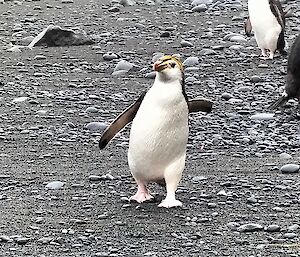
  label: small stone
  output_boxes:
[250,113,275,121]
[230,35,247,43]
[88,175,101,181]
[34,55,47,60]
[288,224,299,231]
[85,107,98,113]
[108,6,120,12]
[192,4,207,12]
[12,96,28,103]
[221,93,233,100]
[183,57,199,67]
[0,235,11,242]
[279,153,292,159]
[191,0,212,6]
[250,75,262,83]
[227,222,240,231]
[160,31,170,37]
[15,237,30,245]
[86,122,107,132]
[237,223,263,232]
[199,49,216,55]
[45,181,65,190]
[280,164,300,174]
[103,52,119,61]
[37,237,53,244]
[247,196,258,204]
[283,232,297,239]
[114,60,133,72]
[265,225,281,232]
[180,40,193,47]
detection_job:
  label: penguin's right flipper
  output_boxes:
[99,91,146,149]
[188,98,213,113]
[269,0,285,27]
[244,17,252,37]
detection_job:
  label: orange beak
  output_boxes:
[153,61,167,72]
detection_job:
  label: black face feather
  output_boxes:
[181,71,188,102]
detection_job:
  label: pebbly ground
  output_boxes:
[0,0,300,256]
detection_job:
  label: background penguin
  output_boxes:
[99,55,212,208]
[245,0,286,59]
[270,34,300,110]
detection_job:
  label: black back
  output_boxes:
[269,0,286,53]
[286,35,300,98]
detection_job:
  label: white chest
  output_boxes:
[128,80,189,176]
[248,0,278,27]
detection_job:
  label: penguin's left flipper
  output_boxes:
[99,91,146,149]
[244,17,252,37]
[188,98,213,113]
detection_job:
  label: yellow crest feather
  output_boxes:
[158,55,184,72]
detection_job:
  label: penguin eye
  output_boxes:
[170,62,176,68]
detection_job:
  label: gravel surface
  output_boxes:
[0,0,300,256]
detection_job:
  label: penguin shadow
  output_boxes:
[267,105,300,123]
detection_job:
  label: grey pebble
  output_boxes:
[15,237,30,245]
[85,107,98,113]
[0,235,11,242]
[237,223,263,232]
[183,56,199,67]
[251,75,262,83]
[283,232,297,239]
[221,92,233,100]
[288,224,299,231]
[280,164,300,174]
[192,4,207,12]
[108,6,120,12]
[279,153,292,159]
[265,225,281,232]
[250,113,275,121]
[230,35,247,43]
[113,60,133,72]
[180,40,193,47]
[45,181,65,190]
[103,52,119,61]
[86,122,107,132]
[199,49,216,55]
[227,222,240,231]
[191,0,212,6]
[88,175,102,181]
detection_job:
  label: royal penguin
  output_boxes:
[245,0,286,59]
[99,55,212,208]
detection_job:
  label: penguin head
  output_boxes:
[153,55,184,83]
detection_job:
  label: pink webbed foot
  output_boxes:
[130,184,154,203]
[260,49,269,60]
[158,198,182,208]
[269,51,275,60]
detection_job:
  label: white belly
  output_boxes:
[128,85,189,182]
[248,0,281,50]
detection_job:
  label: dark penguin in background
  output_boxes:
[270,35,300,110]
[245,0,287,59]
